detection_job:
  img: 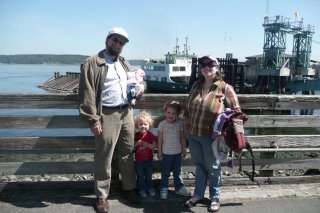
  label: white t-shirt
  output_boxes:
[101,53,128,106]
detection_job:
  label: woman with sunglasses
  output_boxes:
[183,55,241,212]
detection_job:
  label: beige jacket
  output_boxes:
[78,50,133,127]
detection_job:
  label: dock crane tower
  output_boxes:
[255,15,315,94]
[291,20,315,75]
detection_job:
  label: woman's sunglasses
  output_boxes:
[199,62,217,68]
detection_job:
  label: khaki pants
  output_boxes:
[94,106,136,199]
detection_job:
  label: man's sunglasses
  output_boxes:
[112,37,125,46]
[199,62,217,68]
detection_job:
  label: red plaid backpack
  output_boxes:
[221,110,255,182]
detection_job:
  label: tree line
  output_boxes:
[0,54,90,65]
[0,54,147,65]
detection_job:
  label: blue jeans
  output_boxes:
[160,153,184,191]
[187,134,221,200]
[135,160,154,192]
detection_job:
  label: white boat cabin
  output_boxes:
[142,37,196,84]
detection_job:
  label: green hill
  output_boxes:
[0,54,90,65]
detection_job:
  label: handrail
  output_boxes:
[0,94,320,110]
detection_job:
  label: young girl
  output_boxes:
[134,111,157,198]
[157,101,191,199]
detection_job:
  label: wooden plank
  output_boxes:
[0,161,94,175]
[1,158,319,175]
[248,157,320,171]
[1,135,319,152]
[237,94,278,110]
[246,135,320,148]
[0,115,88,128]
[0,94,78,109]
[244,115,320,128]
[1,94,320,110]
[276,95,320,110]
[0,149,95,154]
[153,158,320,173]
[2,115,320,128]
[117,94,280,110]
[0,136,94,150]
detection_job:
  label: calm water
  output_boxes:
[0,64,80,93]
[0,64,141,94]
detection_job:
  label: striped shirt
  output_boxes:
[158,119,184,155]
[184,79,240,138]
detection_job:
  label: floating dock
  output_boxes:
[39,72,80,93]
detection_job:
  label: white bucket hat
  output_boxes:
[212,135,232,162]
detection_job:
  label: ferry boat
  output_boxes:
[141,37,197,93]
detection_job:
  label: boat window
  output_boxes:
[146,76,151,80]
[172,66,186,71]
[152,66,165,71]
[143,65,165,71]
[161,77,167,82]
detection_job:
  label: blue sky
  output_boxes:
[0,0,319,62]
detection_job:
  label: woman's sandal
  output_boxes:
[208,198,220,212]
[184,198,200,208]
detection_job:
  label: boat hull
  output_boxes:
[145,80,189,94]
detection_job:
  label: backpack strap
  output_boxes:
[238,142,256,183]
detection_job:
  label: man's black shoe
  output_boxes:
[121,189,142,204]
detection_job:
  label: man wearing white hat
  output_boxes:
[78,27,146,213]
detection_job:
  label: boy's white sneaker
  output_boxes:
[160,187,168,199]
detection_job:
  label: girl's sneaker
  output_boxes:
[139,190,147,198]
[160,187,168,199]
[175,186,191,196]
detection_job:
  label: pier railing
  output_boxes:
[0,93,320,188]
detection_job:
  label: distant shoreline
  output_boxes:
[0,62,82,65]
[0,54,145,66]
[0,54,89,65]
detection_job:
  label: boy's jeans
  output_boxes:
[160,153,184,191]
[135,160,154,192]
